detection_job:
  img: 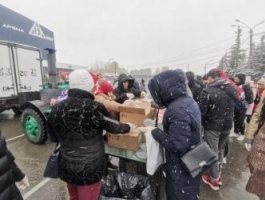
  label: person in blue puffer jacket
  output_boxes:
[148,69,201,200]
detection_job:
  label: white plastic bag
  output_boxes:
[145,132,165,175]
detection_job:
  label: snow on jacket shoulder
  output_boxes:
[148,70,201,200]
[199,79,237,132]
[152,96,201,155]
[47,88,130,185]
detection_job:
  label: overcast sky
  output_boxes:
[1,0,265,74]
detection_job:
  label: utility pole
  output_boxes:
[235,25,242,71]
[236,26,242,50]
[204,60,213,75]
[249,29,253,57]
[224,50,227,72]
[235,19,265,57]
[187,63,190,71]
[204,64,207,75]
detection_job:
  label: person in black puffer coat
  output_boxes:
[199,69,238,190]
[148,69,201,200]
[47,69,132,200]
[113,73,146,104]
[0,129,29,200]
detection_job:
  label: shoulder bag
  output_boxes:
[43,143,60,179]
[180,132,218,178]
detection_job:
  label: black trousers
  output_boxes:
[234,110,246,135]
[224,141,229,158]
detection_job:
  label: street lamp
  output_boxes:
[235,19,265,56]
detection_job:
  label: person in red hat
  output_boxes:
[94,80,126,170]
[94,80,122,119]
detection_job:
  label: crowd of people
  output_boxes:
[1,68,265,200]
[186,69,265,199]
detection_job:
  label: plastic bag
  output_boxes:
[145,132,165,175]
[100,172,155,200]
[100,173,123,198]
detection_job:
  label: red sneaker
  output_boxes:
[202,175,220,190]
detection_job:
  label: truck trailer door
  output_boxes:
[13,47,43,93]
[0,44,17,97]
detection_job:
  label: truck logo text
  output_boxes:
[29,22,54,41]
[2,23,24,33]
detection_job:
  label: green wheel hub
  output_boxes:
[22,108,47,144]
[24,114,39,140]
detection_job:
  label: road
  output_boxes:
[0,110,259,200]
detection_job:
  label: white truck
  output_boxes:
[1,4,62,144]
[0,43,43,114]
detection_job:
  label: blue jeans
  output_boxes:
[204,129,230,179]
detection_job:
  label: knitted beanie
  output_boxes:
[98,80,114,94]
[69,69,95,91]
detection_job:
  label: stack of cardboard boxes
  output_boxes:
[107,100,156,151]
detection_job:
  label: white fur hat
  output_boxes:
[69,69,95,91]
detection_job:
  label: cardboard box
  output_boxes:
[119,100,154,126]
[107,131,143,151]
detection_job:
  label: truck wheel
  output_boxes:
[22,108,47,144]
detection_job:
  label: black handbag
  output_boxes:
[180,141,218,178]
[43,143,60,179]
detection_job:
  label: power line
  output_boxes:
[124,35,238,67]
[125,31,262,70]
[252,24,265,31]
[149,45,230,66]
[125,42,236,69]
[253,32,265,36]
[167,53,224,68]
[165,32,263,66]
[126,42,236,69]
[125,31,250,68]
[193,61,220,71]
[167,32,264,72]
